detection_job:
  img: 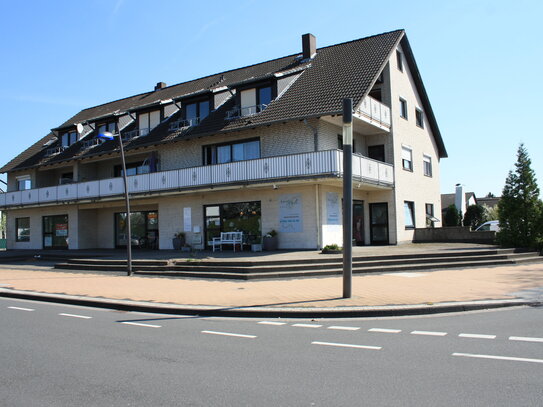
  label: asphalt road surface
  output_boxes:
[1,297,542,406]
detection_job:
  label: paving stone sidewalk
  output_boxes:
[1,262,542,310]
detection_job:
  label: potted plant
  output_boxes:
[321,244,343,254]
[172,232,185,250]
[263,230,278,251]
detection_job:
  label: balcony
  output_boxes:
[168,118,199,132]
[354,96,391,129]
[226,104,268,120]
[0,151,393,209]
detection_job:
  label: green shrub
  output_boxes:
[444,205,462,226]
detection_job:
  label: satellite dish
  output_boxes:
[76,123,84,134]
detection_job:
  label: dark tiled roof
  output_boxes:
[4,30,446,173]
[0,133,57,173]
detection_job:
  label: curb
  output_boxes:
[0,288,540,318]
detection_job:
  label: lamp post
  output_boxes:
[342,98,353,298]
[98,131,133,276]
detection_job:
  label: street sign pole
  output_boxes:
[342,98,353,298]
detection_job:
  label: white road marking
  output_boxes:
[509,336,543,343]
[120,322,161,328]
[312,341,381,350]
[459,333,496,339]
[201,330,257,339]
[453,352,543,364]
[369,328,402,333]
[8,306,34,312]
[258,321,286,326]
[411,330,447,336]
[292,323,322,328]
[59,313,92,319]
[327,326,360,331]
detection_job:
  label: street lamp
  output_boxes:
[97,131,133,276]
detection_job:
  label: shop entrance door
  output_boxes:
[43,215,69,249]
[369,203,389,245]
[115,211,159,249]
[353,200,365,246]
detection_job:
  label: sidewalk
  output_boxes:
[1,261,542,317]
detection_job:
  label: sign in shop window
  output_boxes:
[279,194,303,233]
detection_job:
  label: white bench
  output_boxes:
[212,232,243,252]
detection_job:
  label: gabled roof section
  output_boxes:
[399,36,447,158]
[0,133,57,173]
[4,29,440,172]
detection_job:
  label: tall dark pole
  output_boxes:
[118,135,133,276]
[342,98,353,298]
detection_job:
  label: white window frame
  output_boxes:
[396,50,403,72]
[423,154,432,177]
[402,146,413,172]
[415,108,424,128]
[404,201,415,229]
[399,97,408,119]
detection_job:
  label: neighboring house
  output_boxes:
[441,190,476,219]
[0,30,446,251]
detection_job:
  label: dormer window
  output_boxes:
[234,84,273,118]
[98,121,117,135]
[185,100,209,126]
[61,131,78,147]
[138,110,161,136]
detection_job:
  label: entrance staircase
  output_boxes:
[53,247,542,280]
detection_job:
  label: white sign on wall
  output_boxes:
[326,192,340,225]
[279,193,303,233]
[183,207,192,232]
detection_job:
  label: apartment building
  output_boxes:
[0,30,447,251]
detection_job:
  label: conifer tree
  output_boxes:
[497,144,543,248]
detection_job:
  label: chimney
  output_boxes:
[302,33,316,60]
[154,82,167,91]
[455,184,466,217]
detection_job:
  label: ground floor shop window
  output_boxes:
[204,201,261,249]
[115,211,158,249]
[43,215,69,249]
[16,217,30,242]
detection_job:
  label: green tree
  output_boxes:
[463,204,487,229]
[483,205,499,221]
[444,204,462,226]
[497,144,543,248]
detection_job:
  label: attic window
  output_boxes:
[228,85,273,119]
[396,50,403,72]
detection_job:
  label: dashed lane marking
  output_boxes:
[258,321,287,326]
[8,306,34,312]
[59,313,92,319]
[202,330,257,339]
[459,333,496,339]
[120,322,161,328]
[292,323,322,328]
[312,341,382,350]
[369,328,402,333]
[411,330,447,336]
[327,326,360,331]
[509,336,543,343]
[453,352,543,364]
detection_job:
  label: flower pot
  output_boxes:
[263,236,278,251]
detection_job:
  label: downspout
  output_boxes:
[303,119,318,151]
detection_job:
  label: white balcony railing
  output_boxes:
[355,96,391,128]
[226,104,268,120]
[0,151,393,208]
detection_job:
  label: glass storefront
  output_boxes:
[204,201,261,249]
[43,215,69,249]
[369,203,389,245]
[115,211,159,249]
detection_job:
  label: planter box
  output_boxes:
[263,236,278,251]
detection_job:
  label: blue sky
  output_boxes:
[0,0,541,197]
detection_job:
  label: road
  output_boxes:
[1,297,542,406]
